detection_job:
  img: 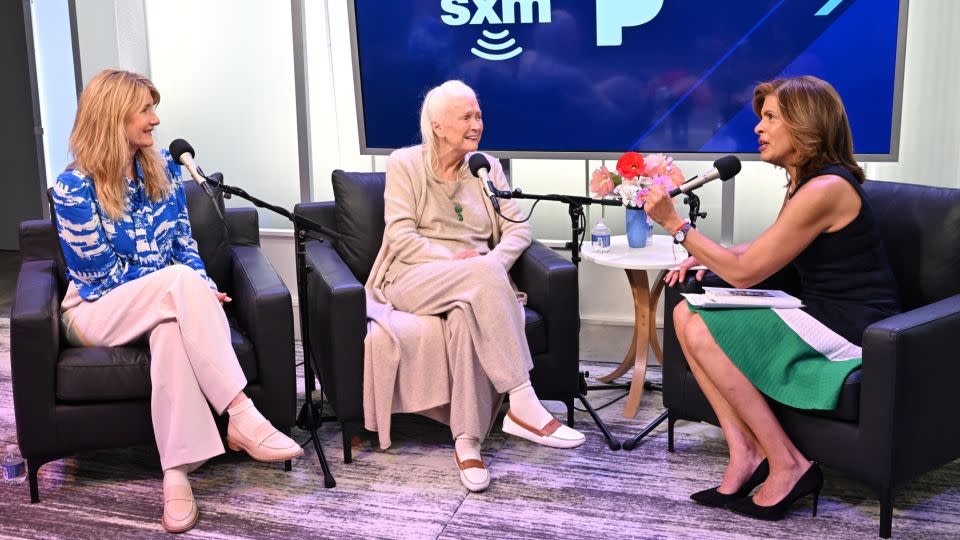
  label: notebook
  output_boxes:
[682,287,803,309]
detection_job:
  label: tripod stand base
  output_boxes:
[578,372,621,450]
[297,401,337,488]
[622,410,669,451]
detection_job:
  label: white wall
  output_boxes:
[74,0,149,85]
[870,0,960,187]
[143,0,301,229]
[30,0,77,187]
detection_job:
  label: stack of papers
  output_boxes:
[682,287,803,309]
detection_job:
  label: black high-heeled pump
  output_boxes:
[726,462,823,521]
[690,459,769,508]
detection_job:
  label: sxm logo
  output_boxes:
[440,0,552,61]
[439,0,666,61]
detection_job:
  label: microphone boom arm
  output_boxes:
[206,177,341,241]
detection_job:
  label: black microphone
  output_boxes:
[169,139,217,198]
[468,153,503,213]
[668,155,741,197]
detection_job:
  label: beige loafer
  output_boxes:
[226,420,304,462]
[502,409,586,449]
[162,483,199,534]
[455,453,490,492]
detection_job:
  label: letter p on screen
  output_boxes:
[596,0,664,46]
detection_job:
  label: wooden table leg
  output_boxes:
[622,269,650,418]
[596,324,637,383]
[648,269,668,364]
[597,269,669,384]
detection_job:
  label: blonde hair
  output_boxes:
[419,80,478,173]
[69,69,171,220]
[753,76,864,193]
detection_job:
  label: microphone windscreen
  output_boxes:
[168,139,195,164]
[468,153,490,178]
[714,155,741,180]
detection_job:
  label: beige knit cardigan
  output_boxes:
[362,145,531,449]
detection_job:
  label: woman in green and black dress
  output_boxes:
[643,76,900,520]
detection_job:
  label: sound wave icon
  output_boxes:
[470,29,523,61]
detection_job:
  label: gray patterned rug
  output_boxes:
[1,318,959,539]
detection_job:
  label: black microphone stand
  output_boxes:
[621,191,706,451]
[205,175,337,488]
[502,188,625,450]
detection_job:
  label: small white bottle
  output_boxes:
[2,445,26,485]
[591,218,611,253]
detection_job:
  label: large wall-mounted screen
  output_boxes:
[349,0,907,159]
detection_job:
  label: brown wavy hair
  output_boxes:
[753,76,864,193]
[68,69,171,220]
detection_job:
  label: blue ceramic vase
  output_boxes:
[625,207,651,248]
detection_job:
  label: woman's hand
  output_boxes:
[214,290,232,304]
[665,256,706,287]
[643,185,684,231]
[453,249,480,260]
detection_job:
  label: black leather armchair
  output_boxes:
[661,180,960,538]
[294,170,580,464]
[10,181,297,503]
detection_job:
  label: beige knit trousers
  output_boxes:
[383,256,532,440]
[60,265,247,471]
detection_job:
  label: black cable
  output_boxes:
[578,208,586,253]
[493,193,593,226]
[495,198,543,223]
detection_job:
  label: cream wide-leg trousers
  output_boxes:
[61,264,247,471]
[382,256,532,441]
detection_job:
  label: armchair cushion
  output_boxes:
[793,370,860,422]
[331,170,386,283]
[55,324,258,402]
[57,348,151,401]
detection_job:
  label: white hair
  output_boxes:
[419,80,477,173]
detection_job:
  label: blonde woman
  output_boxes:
[52,69,302,533]
[365,80,585,493]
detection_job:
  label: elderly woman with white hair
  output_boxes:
[363,80,585,492]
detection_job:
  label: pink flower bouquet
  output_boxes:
[590,152,685,208]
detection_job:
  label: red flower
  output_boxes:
[616,152,645,180]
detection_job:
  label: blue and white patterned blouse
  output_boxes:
[52,149,216,301]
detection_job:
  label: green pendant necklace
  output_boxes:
[453,203,464,222]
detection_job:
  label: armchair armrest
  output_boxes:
[226,207,260,246]
[303,239,366,423]
[19,220,60,262]
[859,293,960,484]
[229,245,296,428]
[511,241,578,374]
[10,259,61,457]
[511,240,577,322]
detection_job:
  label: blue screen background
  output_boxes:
[353,0,901,155]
